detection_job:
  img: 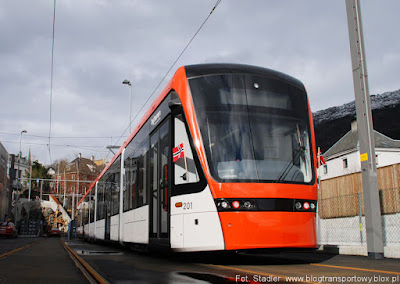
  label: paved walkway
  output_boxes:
[0,237,88,283]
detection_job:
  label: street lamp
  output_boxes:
[122,79,132,133]
[15,129,27,225]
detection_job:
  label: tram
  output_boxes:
[77,63,318,252]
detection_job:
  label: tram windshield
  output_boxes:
[189,74,314,183]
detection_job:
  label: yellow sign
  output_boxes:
[360,153,368,162]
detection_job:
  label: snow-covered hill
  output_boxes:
[312,89,400,152]
[313,89,400,125]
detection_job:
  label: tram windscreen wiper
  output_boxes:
[273,124,306,183]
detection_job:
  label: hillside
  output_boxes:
[313,89,400,153]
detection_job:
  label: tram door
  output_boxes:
[149,118,170,244]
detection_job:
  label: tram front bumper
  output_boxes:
[218,211,317,251]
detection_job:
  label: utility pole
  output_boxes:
[40,180,43,201]
[63,168,66,207]
[345,0,384,259]
[8,155,15,220]
[15,130,27,226]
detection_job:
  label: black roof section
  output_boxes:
[324,129,400,158]
[184,63,305,91]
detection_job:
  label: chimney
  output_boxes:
[91,156,94,161]
[78,153,82,159]
[351,120,358,132]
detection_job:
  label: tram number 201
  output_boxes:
[183,202,193,210]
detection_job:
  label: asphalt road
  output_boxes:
[0,237,39,255]
[1,237,400,283]
[0,237,88,283]
[66,239,400,284]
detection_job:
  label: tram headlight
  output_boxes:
[243,201,251,209]
[243,200,255,209]
[303,202,310,210]
[295,202,302,210]
[220,201,229,209]
[310,202,316,210]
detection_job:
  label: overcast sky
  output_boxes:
[1,0,399,165]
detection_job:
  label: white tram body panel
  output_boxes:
[110,215,119,241]
[95,219,105,240]
[122,205,149,244]
[89,222,95,239]
[83,224,88,237]
[170,186,224,252]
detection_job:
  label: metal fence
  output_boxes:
[318,187,400,246]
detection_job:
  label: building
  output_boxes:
[318,121,400,257]
[320,120,400,180]
[0,142,9,221]
[7,154,30,189]
[55,155,101,208]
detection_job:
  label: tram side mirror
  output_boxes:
[168,99,182,111]
[180,173,187,181]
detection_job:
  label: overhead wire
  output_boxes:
[0,140,107,150]
[48,0,57,164]
[110,0,223,153]
[0,132,127,140]
[13,0,221,164]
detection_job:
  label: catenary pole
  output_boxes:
[345,0,384,259]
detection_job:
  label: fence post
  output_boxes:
[358,192,364,244]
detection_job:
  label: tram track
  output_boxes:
[61,239,108,284]
[53,239,400,284]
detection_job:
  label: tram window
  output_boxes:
[89,194,94,223]
[97,180,105,220]
[137,138,149,207]
[104,175,112,216]
[124,133,149,210]
[111,173,120,215]
[174,114,200,185]
[123,158,136,212]
[189,74,313,184]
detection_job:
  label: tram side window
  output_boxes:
[97,181,105,220]
[124,133,149,211]
[89,193,94,223]
[174,114,199,185]
[137,138,149,207]
[104,157,121,216]
[104,175,112,216]
[111,173,120,215]
[123,157,136,212]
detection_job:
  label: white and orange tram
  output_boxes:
[77,63,318,252]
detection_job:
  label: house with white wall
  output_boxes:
[321,121,400,180]
[318,121,400,258]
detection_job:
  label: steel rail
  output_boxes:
[61,239,108,284]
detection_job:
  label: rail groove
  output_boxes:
[61,239,108,284]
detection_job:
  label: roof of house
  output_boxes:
[324,129,400,158]
[65,157,100,175]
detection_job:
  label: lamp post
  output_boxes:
[122,79,132,133]
[15,130,27,225]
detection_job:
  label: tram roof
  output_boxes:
[184,63,304,90]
